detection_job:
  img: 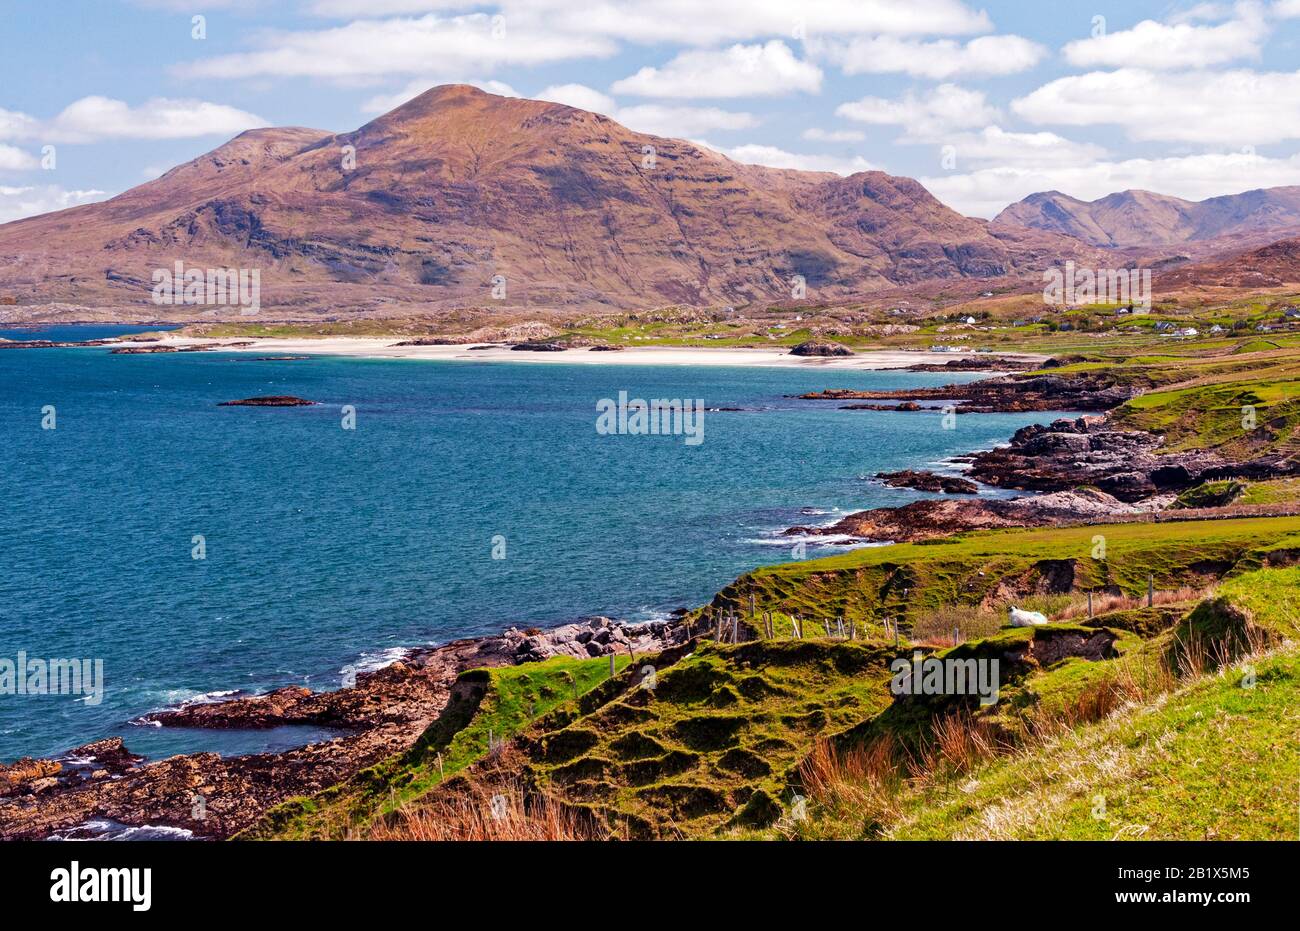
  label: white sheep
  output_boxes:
[1007,605,1049,627]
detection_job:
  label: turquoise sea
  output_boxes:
[0,333,1066,761]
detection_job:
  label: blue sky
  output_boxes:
[5,0,1300,222]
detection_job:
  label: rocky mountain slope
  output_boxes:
[0,85,1096,319]
[1156,234,1300,288]
[994,187,1300,249]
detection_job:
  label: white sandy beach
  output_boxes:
[142,336,1045,369]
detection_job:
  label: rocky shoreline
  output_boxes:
[798,367,1131,413]
[789,374,1300,543]
[0,617,683,840]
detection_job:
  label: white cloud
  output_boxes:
[802,128,866,142]
[813,33,1045,79]
[51,97,267,143]
[703,141,874,175]
[309,0,469,13]
[615,104,759,136]
[1168,4,1236,23]
[1013,68,1300,144]
[0,98,266,144]
[923,149,1300,218]
[534,84,759,137]
[306,1,992,43]
[943,126,1108,168]
[131,0,262,8]
[837,84,998,141]
[0,185,108,224]
[186,13,616,80]
[0,145,38,171]
[536,83,617,114]
[611,41,822,98]
[1062,2,1267,70]
[361,79,518,113]
[0,109,40,141]
[132,0,261,8]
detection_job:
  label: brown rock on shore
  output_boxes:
[967,415,1243,501]
[0,339,114,349]
[790,339,853,357]
[900,356,1038,372]
[0,757,63,796]
[787,486,1170,544]
[391,337,473,346]
[876,469,978,494]
[799,371,1133,413]
[841,401,928,411]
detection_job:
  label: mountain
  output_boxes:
[0,85,1094,318]
[1156,234,1300,289]
[993,187,1300,249]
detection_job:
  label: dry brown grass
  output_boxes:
[364,781,606,841]
[911,594,1088,647]
[797,736,906,832]
[1055,586,1207,621]
[915,710,1013,777]
[1168,615,1273,680]
[910,604,1002,645]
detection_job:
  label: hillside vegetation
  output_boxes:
[249,516,1300,841]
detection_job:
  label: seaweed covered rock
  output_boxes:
[218,396,316,407]
[876,470,978,494]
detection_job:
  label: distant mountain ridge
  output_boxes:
[993,187,1300,249]
[0,84,1097,317]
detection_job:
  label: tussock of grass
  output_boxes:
[365,773,605,841]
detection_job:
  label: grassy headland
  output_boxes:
[227,323,1300,842]
[248,516,1300,840]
